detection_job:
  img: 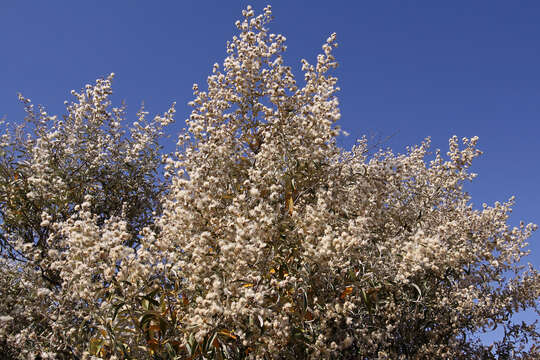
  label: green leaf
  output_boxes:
[142,298,150,310]
[139,312,158,330]
[164,342,176,358]
[112,302,126,322]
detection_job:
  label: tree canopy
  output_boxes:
[0,5,538,360]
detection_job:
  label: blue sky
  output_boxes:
[1,0,539,339]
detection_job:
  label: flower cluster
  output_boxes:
[0,5,538,360]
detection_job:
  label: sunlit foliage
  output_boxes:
[1,5,538,359]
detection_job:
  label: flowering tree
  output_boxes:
[0,75,176,358]
[1,5,538,360]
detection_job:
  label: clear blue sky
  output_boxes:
[1,0,538,338]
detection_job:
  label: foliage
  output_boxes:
[0,5,538,359]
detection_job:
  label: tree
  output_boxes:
[1,5,538,359]
[0,75,175,358]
